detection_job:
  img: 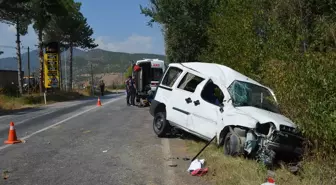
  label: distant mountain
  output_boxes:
[0,48,86,74]
[0,48,166,76]
[72,49,166,74]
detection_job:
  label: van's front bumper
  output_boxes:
[267,141,303,155]
[267,130,304,156]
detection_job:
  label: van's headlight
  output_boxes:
[256,122,276,136]
[280,125,296,133]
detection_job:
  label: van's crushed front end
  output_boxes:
[244,121,304,167]
[226,80,305,166]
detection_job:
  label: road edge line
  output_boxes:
[161,138,176,185]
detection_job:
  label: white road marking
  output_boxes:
[161,138,176,185]
[15,110,56,125]
[0,96,124,151]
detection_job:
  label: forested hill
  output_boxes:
[0,48,166,74]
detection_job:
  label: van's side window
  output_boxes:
[161,67,183,87]
[201,80,224,106]
[177,72,204,92]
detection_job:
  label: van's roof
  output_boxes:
[170,62,268,89]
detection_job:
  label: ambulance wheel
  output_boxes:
[153,112,171,137]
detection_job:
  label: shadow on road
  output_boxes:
[0,107,44,117]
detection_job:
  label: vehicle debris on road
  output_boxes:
[187,159,205,172]
[2,170,9,180]
[261,177,276,185]
[187,159,208,176]
[165,156,190,161]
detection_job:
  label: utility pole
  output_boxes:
[59,46,62,91]
[16,21,23,95]
[90,62,94,96]
[27,46,30,94]
[64,48,67,91]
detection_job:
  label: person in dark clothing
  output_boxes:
[126,76,136,106]
[131,76,136,105]
[130,76,136,106]
[99,80,105,96]
[126,76,132,106]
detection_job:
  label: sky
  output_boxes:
[0,0,165,58]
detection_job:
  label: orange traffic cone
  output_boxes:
[97,97,102,106]
[4,122,21,144]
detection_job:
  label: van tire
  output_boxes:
[223,132,241,156]
[153,112,171,137]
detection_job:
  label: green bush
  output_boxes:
[199,0,336,158]
[261,54,336,154]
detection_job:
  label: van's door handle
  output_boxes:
[193,100,200,106]
[185,97,192,103]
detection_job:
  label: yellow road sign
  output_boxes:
[44,53,60,88]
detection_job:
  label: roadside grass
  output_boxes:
[0,91,87,111]
[187,140,335,185]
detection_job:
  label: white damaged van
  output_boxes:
[149,62,304,166]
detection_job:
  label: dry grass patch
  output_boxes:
[187,140,335,185]
[0,91,87,112]
[0,95,41,110]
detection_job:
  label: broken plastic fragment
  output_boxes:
[191,167,208,176]
[2,170,9,180]
[261,177,276,185]
[187,159,205,172]
[256,146,276,167]
[244,131,257,154]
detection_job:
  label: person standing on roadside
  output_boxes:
[125,76,132,106]
[99,80,105,96]
[130,76,137,106]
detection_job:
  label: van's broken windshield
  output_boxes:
[227,80,280,113]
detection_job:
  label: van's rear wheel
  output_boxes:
[153,112,171,137]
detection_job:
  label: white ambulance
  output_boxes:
[132,58,166,105]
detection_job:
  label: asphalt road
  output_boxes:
[0,94,208,185]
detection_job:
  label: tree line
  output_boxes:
[141,0,336,169]
[0,0,97,94]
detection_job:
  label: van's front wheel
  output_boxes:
[223,132,241,156]
[153,112,171,137]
